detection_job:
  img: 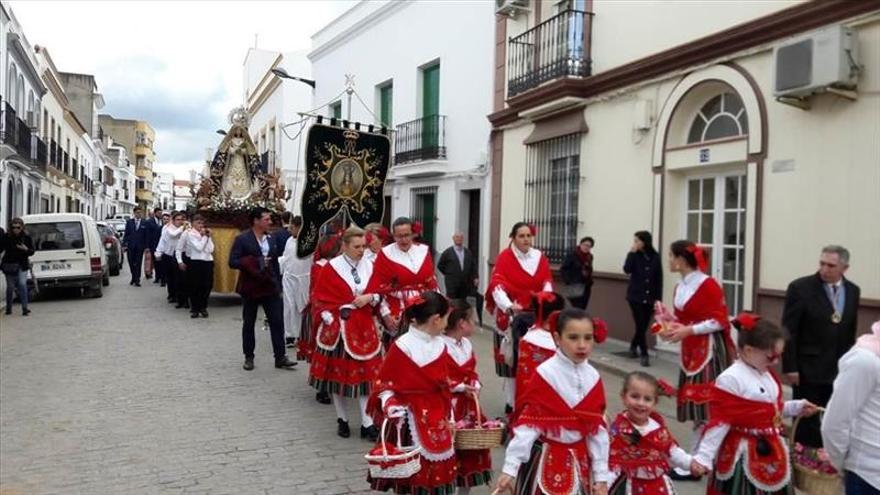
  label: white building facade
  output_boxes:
[152,171,173,211]
[309,0,495,279]
[0,1,47,229]
[243,48,313,214]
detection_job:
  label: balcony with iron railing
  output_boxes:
[0,100,47,172]
[393,115,447,177]
[507,9,593,97]
[63,151,70,175]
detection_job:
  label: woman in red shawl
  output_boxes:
[485,222,553,413]
[658,240,736,478]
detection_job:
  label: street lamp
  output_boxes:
[271,67,316,89]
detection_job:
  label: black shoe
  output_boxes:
[160,282,166,287]
[360,425,379,441]
[200,311,209,318]
[316,392,332,405]
[175,303,188,309]
[668,469,700,481]
[274,357,298,369]
[243,358,254,371]
[505,404,513,415]
[130,280,135,286]
[134,281,141,287]
[337,419,350,438]
[629,348,639,359]
[22,309,30,316]
[190,312,200,318]
[640,355,651,367]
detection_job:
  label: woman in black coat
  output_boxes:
[623,230,662,366]
[560,236,594,309]
[1,218,35,316]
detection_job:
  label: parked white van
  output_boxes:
[22,213,109,298]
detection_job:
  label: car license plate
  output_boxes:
[41,262,71,271]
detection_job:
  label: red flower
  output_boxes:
[528,224,537,236]
[735,312,761,331]
[592,317,608,344]
[412,221,423,236]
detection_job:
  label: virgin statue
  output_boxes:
[221,126,257,199]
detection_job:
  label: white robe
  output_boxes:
[280,237,312,339]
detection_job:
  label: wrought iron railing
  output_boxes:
[507,9,593,97]
[35,137,47,169]
[394,114,447,164]
[2,102,17,147]
[63,151,70,175]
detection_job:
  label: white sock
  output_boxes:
[504,378,516,408]
[359,396,373,427]
[332,395,349,422]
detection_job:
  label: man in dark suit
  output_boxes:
[146,207,164,283]
[783,245,860,447]
[437,232,483,325]
[122,207,149,286]
[229,207,297,371]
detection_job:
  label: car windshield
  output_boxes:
[28,222,86,251]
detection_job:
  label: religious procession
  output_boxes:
[1,1,878,495]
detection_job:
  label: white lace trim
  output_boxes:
[714,438,790,492]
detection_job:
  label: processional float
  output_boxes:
[189,106,391,294]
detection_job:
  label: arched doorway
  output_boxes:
[652,64,767,317]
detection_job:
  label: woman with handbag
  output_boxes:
[1,218,35,316]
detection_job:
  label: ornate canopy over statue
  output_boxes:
[190,106,287,226]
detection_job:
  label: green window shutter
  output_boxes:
[380,85,393,127]
[422,65,440,150]
[330,101,342,119]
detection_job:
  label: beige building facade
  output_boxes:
[99,115,155,209]
[489,0,880,341]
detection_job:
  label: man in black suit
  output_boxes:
[122,207,149,286]
[437,232,483,325]
[229,207,297,371]
[782,245,860,447]
[146,207,164,283]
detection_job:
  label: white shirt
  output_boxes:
[502,351,611,484]
[673,271,723,335]
[521,327,556,350]
[821,347,880,489]
[492,247,553,313]
[693,360,806,468]
[257,234,270,257]
[441,334,474,366]
[176,229,214,263]
[381,242,429,273]
[158,224,184,256]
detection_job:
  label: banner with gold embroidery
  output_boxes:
[298,124,390,258]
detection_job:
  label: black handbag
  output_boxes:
[0,262,21,275]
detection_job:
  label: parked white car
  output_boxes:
[22,213,109,298]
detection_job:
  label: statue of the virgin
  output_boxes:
[220,126,257,199]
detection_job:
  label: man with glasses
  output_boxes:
[782,245,861,447]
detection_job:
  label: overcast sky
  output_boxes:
[10,0,355,178]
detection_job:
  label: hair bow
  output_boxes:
[547,311,562,335]
[528,224,537,236]
[592,317,608,344]
[404,294,426,309]
[734,312,761,331]
[412,221,423,236]
[686,244,708,272]
[532,291,557,328]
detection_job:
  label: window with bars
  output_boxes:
[411,186,438,252]
[524,134,581,264]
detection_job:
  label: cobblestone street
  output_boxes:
[1,265,705,495]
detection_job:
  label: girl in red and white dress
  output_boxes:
[657,240,736,477]
[515,292,566,404]
[309,226,383,441]
[608,371,705,495]
[495,308,611,495]
[443,299,492,493]
[368,291,457,494]
[303,233,342,406]
[692,314,818,495]
[486,222,554,412]
[367,217,438,343]
[363,222,390,265]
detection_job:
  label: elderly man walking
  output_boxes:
[782,245,861,447]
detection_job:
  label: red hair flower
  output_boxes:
[547,311,562,335]
[686,244,708,272]
[734,312,761,331]
[365,231,375,245]
[528,224,537,236]
[378,226,391,243]
[532,291,557,327]
[412,221,423,236]
[592,317,608,344]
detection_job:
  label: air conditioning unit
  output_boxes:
[496,0,529,17]
[773,25,859,98]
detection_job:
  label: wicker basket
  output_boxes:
[789,412,842,495]
[454,392,504,450]
[365,419,422,479]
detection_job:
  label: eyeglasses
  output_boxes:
[351,267,361,285]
